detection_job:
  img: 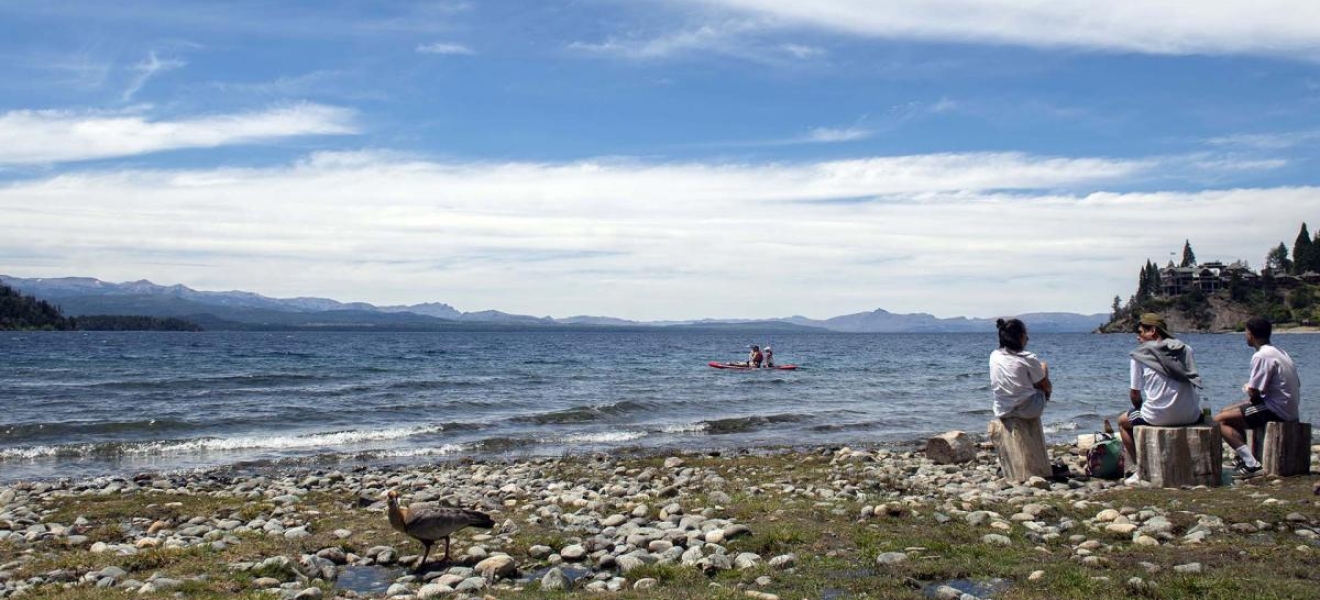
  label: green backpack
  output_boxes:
[1086,433,1125,479]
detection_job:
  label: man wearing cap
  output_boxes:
[1213,316,1302,479]
[1118,313,1204,484]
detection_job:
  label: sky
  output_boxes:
[2,1,1320,321]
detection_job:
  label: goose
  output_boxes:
[383,489,495,570]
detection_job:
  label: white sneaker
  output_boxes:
[1123,473,1141,485]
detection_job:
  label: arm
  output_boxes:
[1129,359,1143,409]
[1245,355,1269,405]
[1032,361,1052,399]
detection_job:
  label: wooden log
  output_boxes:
[987,417,1051,482]
[1134,425,1222,487]
[926,430,977,464]
[1246,421,1312,477]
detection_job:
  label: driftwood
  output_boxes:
[926,431,977,464]
[1135,425,1222,487]
[987,417,1051,482]
[1247,421,1313,477]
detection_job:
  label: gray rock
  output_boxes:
[384,583,412,597]
[540,567,571,591]
[767,554,797,569]
[982,534,1012,546]
[455,576,486,592]
[615,555,646,573]
[474,555,516,579]
[875,552,908,566]
[734,552,762,570]
[284,526,311,540]
[1174,562,1203,574]
[293,588,322,600]
[559,544,587,561]
[417,583,452,599]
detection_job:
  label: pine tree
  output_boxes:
[1180,240,1196,267]
[1293,223,1313,274]
[1111,295,1122,320]
[1267,242,1292,273]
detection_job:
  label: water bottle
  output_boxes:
[1201,396,1212,422]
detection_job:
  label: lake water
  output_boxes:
[2,330,1316,482]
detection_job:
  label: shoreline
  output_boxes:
[2,440,1318,599]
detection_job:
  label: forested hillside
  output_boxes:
[0,283,73,330]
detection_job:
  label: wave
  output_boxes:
[0,419,198,440]
[0,424,448,460]
[808,420,885,433]
[510,400,654,425]
[660,423,709,434]
[1043,421,1080,434]
[701,413,810,435]
[553,431,647,444]
[356,444,468,458]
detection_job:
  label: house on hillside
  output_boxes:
[1159,260,1259,297]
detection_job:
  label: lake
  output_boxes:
[1,330,1315,482]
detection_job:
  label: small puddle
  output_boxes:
[335,566,405,594]
[923,578,1011,599]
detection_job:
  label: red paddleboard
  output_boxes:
[708,361,798,371]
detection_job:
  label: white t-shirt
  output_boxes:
[1247,344,1301,422]
[1130,356,1201,426]
[989,348,1046,418]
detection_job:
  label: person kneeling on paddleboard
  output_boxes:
[748,345,764,368]
[763,346,774,368]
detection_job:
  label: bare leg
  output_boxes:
[1215,402,1252,451]
[1118,411,1137,470]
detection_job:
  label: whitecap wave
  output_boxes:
[661,422,709,434]
[366,444,468,458]
[0,424,447,460]
[1043,421,1081,434]
[555,431,647,444]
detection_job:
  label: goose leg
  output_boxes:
[416,541,433,571]
[442,537,451,562]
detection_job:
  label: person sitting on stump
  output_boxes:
[1214,316,1302,479]
[989,318,1052,420]
[1119,313,1203,484]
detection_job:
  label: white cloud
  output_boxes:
[0,103,357,165]
[122,52,186,101]
[806,127,869,143]
[780,43,825,59]
[1,149,1298,320]
[674,0,1320,58]
[416,42,475,55]
[1205,130,1320,150]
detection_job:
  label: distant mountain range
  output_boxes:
[0,275,1107,333]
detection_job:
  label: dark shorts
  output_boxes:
[1126,409,1204,427]
[1241,404,1286,428]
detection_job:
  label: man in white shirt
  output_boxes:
[1214,317,1302,479]
[1118,313,1203,483]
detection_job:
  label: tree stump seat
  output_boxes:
[1135,424,1222,487]
[1246,421,1312,477]
[987,417,1051,482]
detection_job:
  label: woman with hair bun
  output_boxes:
[988,318,1052,419]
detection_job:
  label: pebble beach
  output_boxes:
[2,438,1320,600]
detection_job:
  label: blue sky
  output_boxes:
[3,1,1320,320]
